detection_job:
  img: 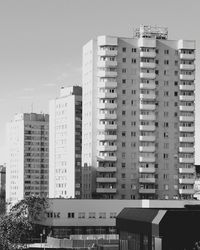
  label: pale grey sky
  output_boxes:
[0,0,200,163]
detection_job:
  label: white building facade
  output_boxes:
[6,113,49,204]
[82,25,195,200]
[49,86,82,199]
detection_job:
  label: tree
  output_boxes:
[0,196,48,250]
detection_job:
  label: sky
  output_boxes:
[0,0,200,163]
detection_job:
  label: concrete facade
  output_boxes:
[82,25,195,200]
[6,113,49,204]
[49,86,82,199]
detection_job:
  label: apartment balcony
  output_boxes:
[180,74,195,81]
[179,147,194,153]
[140,103,156,110]
[140,93,156,100]
[96,177,117,183]
[139,177,156,183]
[139,125,155,131]
[179,84,195,91]
[98,102,117,109]
[180,64,195,71]
[179,137,194,143]
[96,187,117,193]
[98,80,117,88]
[138,38,156,48]
[139,188,156,194]
[140,72,156,79]
[179,105,194,112]
[139,156,155,163]
[179,178,195,184]
[97,124,117,130]
[139,167,155,173]
[139,146,155,152]
[179,189,194,195]
[98,92,117,99]
[97,60,117,68]
[98,49,118,57]
[179,95,195,101]
[179,157,194,164]
[140,114,156,121]
[179,116,194,122]
[179,126,194,132]
[139,135,156,141]
[98,113,117,120]
[178,40,195,50]
[97,167,117,172]
[98,145,117,152]
[97,36,118,47]
[140,51,156,58]
[140,82,156,90]
[97,70,117,78]
[179,167,195,174]
[180,53,195,60]
[140,62,156,69]
[98,155,117,161]
[97,134,117,141]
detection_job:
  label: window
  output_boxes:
[174,92,178,96]
[174,71,178,76]
[122,79,126,84]
[132,58,136,63]
[164,81,168,86]
[164,184,169,190]
[78,212,85,219]
[122,131,126,136]
[122,111,126,115]
[122,121,126,126]
[174,81,178,86]
[155,60,159,64]
[110,212,117,218]
[175,60,178,66]
[122,47,126,52]
[122,89,126,94]
[89,212,96,218]
[121,184,126,189]
[99,212,106,219]
[164,91,169,97]
[122,58,126,63]
[122,142,126,147]
[156,49,159,54]
[121,173,126,178]
[164,50,169,54]
[68,212,75,218]
[132,48,137,52]
[164,132,168,138]
[121,163,126,168]
[164,122,169,128]
[122,68,126,73]
[155,70,159,75]
[164,102,169,107]
[122,100,126,105]
[163,154,169,159]
[164,60,169,65]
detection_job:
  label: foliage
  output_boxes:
[0,196,48,250]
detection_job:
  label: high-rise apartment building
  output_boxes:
[6,113,49,204]
[82,25,195,200]
[49,86,82,198]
